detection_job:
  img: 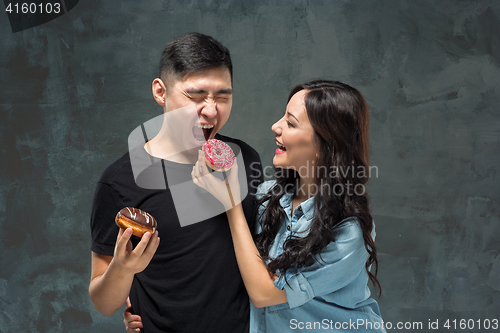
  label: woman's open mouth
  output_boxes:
[275,139,286,154]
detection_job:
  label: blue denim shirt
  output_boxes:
[250,180,386,333]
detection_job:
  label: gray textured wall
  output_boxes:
[1,0,499,332]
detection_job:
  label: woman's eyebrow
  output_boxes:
[286,111,300,123]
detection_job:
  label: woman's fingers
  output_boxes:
[198,150,210,175]
[191,148,241,210]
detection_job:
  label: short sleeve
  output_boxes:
[274,219,370,309]
[90,182,125,256]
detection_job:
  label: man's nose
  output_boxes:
[201,99,217,118]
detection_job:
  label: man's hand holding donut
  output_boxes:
[89,225,159,316]
[113,227,160,275]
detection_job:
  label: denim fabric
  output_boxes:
[250,180,386,333]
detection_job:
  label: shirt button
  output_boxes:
[298,264,302,268]
[287,225,291,231]
[298,206,302,211]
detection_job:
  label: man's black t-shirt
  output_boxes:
[90,134,263,332]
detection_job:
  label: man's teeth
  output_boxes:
[196,124,215,129]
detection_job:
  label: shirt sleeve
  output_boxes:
[273,219,370,309]
[90,182,125,256]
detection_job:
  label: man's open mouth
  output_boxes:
[192,124,215,142]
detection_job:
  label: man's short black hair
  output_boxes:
[159,32,233,85]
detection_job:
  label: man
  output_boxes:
[89,33,263,332]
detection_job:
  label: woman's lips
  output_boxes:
[275,147,286,155]
[275,139,286,154]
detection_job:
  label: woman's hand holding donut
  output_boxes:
[191,150,241,211]
[113,227,160,275]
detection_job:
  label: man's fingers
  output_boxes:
[117,226,125,242]
[142,231,160,258]
[131,231,152,256]
[116,228,133,252]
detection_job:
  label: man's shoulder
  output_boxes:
[97,150,132,185]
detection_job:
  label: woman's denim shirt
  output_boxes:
[250,180,386,333]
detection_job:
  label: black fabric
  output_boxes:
[90,134,263,333]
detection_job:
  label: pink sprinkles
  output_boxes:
[203,139,236,171]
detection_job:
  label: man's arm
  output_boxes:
[89,227,159,316]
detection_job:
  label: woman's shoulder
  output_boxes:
[331,217,363,240]
[332,216,376,242]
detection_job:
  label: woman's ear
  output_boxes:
[152,78,166,107]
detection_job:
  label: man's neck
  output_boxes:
[144,135,200,164]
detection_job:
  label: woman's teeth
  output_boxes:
[276,141,286,151]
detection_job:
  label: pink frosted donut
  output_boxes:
[203,139,236,172]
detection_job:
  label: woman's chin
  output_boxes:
[272,160,291,171]
[272,156,282,168]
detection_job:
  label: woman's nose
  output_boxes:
[271,118,281,134]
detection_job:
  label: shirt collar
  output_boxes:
[279,185,315,220]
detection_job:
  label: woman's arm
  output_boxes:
[191,152,286,308]
[226,204,287,308]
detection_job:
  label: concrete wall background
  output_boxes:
[0,0,499,332]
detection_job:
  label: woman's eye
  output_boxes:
[286,120,294,128]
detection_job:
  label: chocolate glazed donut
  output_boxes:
[115,207,157,237]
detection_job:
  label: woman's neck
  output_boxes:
[295,176,316,201]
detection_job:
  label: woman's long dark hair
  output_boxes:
[255,80,381,295]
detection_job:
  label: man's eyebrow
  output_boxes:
[286,111,300,123]
[217,89,232,95]
[185,88,233,95]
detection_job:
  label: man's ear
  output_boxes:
[152,78,166,107]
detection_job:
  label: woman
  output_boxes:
[191,80,385,332]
